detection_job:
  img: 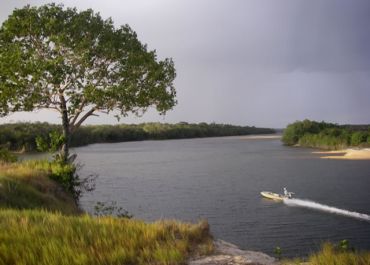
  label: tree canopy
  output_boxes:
[0,4,176,160]
[282,119,370,150]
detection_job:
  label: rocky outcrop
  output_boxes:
[190,240,278,265]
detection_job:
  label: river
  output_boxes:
[74,136,370,257]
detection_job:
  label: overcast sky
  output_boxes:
[1,0,370,128]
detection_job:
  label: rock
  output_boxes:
[190,240,278,265]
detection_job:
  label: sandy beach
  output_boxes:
[313,148,370,160]
[239,135,282,140]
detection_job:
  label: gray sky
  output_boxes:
[1,0,370,128]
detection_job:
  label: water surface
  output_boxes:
[76,136,370,257]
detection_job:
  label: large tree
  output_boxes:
[0,4,176,162]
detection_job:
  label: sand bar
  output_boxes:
[314,148,370,160]
[239,135,282,140]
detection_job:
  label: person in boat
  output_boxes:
[283,187,292,198]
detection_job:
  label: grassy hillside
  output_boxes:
[0,209,213,265]
[0,160,213,264]
[0,161,79,214]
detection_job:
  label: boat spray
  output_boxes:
[283,198,370,222]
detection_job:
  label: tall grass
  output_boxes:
[308,243,370,265]
[0,209,213,265]
[283,243,370,265]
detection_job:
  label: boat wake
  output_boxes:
[283,198,370,222]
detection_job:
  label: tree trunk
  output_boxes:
[59,94,70,163]
[61,112,70,163]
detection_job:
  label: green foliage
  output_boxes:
[337,239,353,252]
[0,122,57,151]
[0,3,176,119]
[351,131,368,146]
[0,209,213,265]
[48,162,78,197]
[282,120,370,150]
[281,124,300,146]
[0,122,275,152]
[282,119,336,146]
[0,148,17,163]
[36,131,65,153]
[274,246,282,260]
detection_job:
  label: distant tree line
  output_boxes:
[282,119,370,150]
[0,122,275,152]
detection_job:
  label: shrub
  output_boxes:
[23,160,95,202]
[351,131,368,146]
[0,148,17,163]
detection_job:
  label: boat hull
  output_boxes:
[260,191,285,201]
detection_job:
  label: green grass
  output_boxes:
[0,161,79,214]
[308,243,370,265]
[282,243,370,265]
[0,209,213,265]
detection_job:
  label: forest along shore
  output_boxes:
[282,120,370,150]
[313,148,370,160]
[0,122,275,152]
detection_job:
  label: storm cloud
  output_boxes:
[1,0,369,127]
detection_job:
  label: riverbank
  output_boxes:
[2,160,370,264]
[0,160,214,265]
[239,134,282,140]
[313,148,370,160]
[190,240,277,265]
[0,122,275,152]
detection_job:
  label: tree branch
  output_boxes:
[69,98,86,126]
[59,75,71,92]
[71,107,96,132]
